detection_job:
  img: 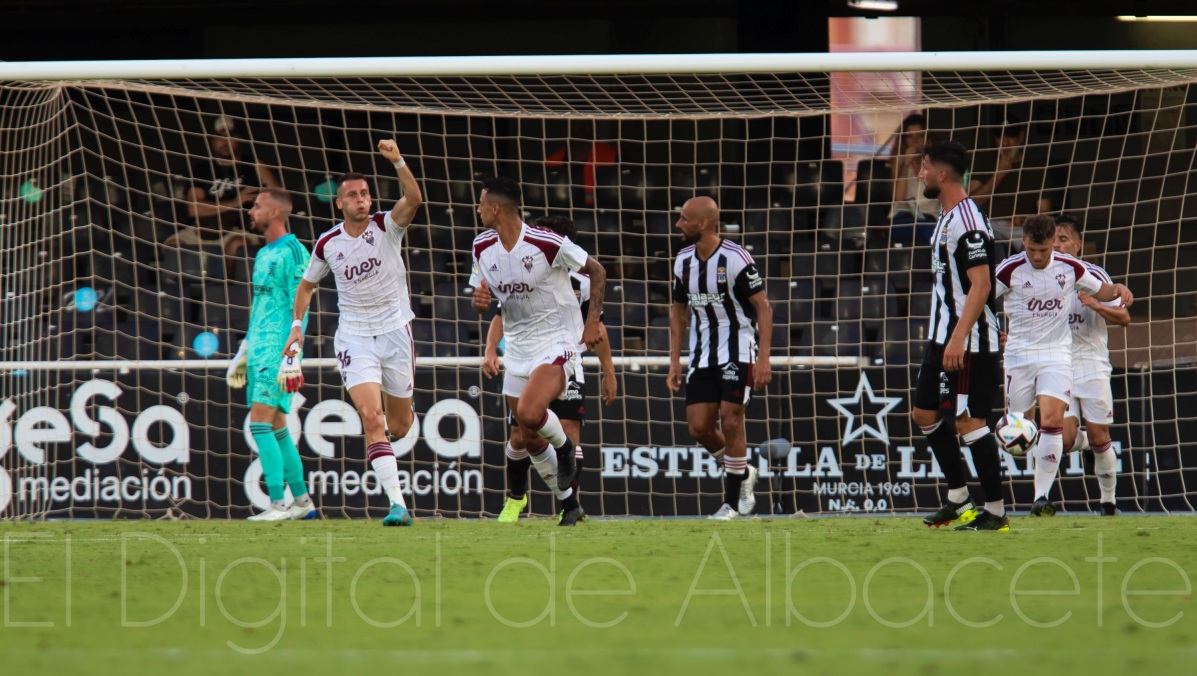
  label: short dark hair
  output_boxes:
[337,172,370,191]
[1022,213,1057,244]
[260,187,293,210]
[481,176,521,210]
[1054,212,1083,238]
[530,215,576,240]
[923,140,968,180]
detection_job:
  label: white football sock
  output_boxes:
[1092,441,1117,503]
[984,500,1005,517]
[368,442,407,508]
[947,487,970,504]
[534,409,569,448]
[1034,428,1063,500]
[530,446,573,501]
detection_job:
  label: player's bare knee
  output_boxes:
[911,408,938,429]
[1088,425,1112,447]
[514,404,545,431]
[358,407,386,435]
[718,413,744,439]
[686,416,712,442]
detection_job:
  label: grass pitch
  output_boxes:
[2,516,1195,675]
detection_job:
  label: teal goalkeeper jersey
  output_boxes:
[247,233,310,366]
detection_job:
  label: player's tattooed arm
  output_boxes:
[578,255,606,349]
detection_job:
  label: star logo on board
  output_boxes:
[826,372,903,445]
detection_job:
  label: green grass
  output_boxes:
[2,516,1195,675]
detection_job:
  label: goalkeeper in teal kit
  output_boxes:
[227,187,316,521]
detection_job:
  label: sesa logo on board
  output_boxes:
[0,379,191,516]
[240,394,484,511]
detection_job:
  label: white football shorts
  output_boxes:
[1065,376,1115,425]
[333,323,415,398]
[502,347,579,400]
[1005,359,1074,414]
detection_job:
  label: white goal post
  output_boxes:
[1,50,1196,521]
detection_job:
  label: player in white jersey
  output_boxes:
[993,214,1132,517]
[1053,213,1128,515]
[911,141,1009,531]
[469,178,607,527]
[667,196,773,521]
[280,139,423,527]
[482,216,618,523]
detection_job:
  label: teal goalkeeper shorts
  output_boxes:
[246,358,295,412]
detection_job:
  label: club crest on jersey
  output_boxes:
[362,229,375,245]
[717,266,727,284]
[522,255,534,272]
[1056,273,1067,288]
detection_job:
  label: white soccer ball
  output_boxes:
[995,412,1039,456]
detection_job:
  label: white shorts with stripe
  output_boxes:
[333,323,415,398]
[1005,359,1073,414]
[1065,377,1115,425]
[502,347,579,400]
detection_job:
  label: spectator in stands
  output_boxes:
[167,114,282,257]
[885,112,941,242]
[545,119,618,206]
[968,114,1066,250]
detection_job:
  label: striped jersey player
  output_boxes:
[910,140,1009,531]
[993,214,1132,516]
[667,196,773,521]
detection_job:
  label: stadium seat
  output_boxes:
[646,316,671,355]
[861,277,900,322]
[811,322,862,358]
[410,319,435,357]
[880,318,912,365]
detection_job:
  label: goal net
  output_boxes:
[1,52,1195,520]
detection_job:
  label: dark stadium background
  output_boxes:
[2,1,1197,62]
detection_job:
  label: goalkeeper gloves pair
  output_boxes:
[225,339,305,394]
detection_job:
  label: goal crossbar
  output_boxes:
[3,50,1197,81]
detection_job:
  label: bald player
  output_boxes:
[667,196,773,520]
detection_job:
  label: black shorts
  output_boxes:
[685,361,753,407]
[506,373,586,427]
[913,341,1001,418]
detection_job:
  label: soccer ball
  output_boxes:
[995,412,1039,456]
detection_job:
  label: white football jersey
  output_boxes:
[469,223,589,361]
[995,251,1102,369]
[1069,261,1119,381]
[304,211,415,337]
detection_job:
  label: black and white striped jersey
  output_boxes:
[671,239,765,368]
[927,198,1001,353]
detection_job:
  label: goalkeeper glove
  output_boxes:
[278,342,304,393]
[226,340,249,389]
